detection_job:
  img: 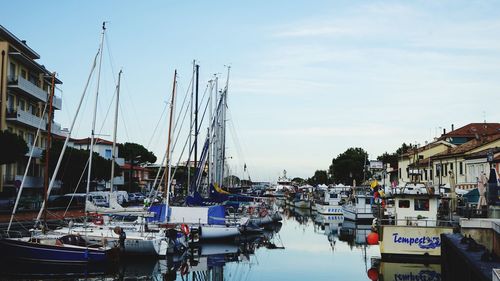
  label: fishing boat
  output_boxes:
[379,192,453,261]
[342,187,375,221]
[314,187,348,215]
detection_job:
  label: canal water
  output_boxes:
[0,201,443,280]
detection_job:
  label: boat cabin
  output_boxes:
[393,194,440,227]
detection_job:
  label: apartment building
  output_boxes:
[0,25,63,192]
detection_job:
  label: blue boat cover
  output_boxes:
[147,204,169,222]
[207,205,226,225]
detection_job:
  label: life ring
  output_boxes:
[93,214,104,225]
[181,224,190,236]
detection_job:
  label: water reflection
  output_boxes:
[0,204,446,281]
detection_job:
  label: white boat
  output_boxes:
[314,188,347,215]
[198,225,241,240]
[379,193,453,260]
[342,188,374,221]
[292,191,312,209]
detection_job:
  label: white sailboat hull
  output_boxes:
[199,225,240,240]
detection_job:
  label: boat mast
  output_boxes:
[110,69,122,193]
[165,70,177,206]
[85,22,106,214]
[187,60,194,194]
[220,66,230,186]
[42,72,56,228]
[194,64,199,191]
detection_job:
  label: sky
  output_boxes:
[3,1,500,182]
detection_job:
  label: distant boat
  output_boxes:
[342,187,375,221]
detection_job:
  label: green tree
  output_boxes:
[307,170,328,186]
[0,130,28,165]
[329,147,368,185]
[118,142,157,164]
[291,177,305,185]
[44,140,121,193]
[377,143,415,169]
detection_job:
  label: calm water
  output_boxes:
[0,201,443,281]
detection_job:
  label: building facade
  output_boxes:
[0,25,63,192]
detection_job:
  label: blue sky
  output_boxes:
[3,1,500,181]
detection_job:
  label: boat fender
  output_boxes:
[181,224,190,236]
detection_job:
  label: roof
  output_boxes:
[402,140,454,157]
[433,134,500,160]
[0,24,39,59]
[438,123,500,140]
[71,137,114,146]
[464,147,500,160]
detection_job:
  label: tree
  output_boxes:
[329,147,368,185]
[307,170,328,186]
[118,142,157,164]
[0,130,28,164]
[43,140,121,193]
[291,177,305,185]
[377,143,416,169]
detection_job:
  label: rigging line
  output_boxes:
[63,158,90,217]
[146,101,168,150]
[170,87,192,161]
[172,76,193,136]
[226,109,250,179]
[118,101,131,141]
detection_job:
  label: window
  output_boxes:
[436,165,440,177]
[21,69,27,79]
[459,162,463,174]
[424,169,427,180]
[329,193,338,199]
[7,94,14,112]
[444,164,448,175]
[17,98,25,111]
[399,168,401,179]
[450,163,453,171]
[9,62,16,80]
[30,103,37,115]
[105,149,112,159]
[398,200,410,208]
[414,199,429,211]
[406,167,409,178]
[430,169,433,180]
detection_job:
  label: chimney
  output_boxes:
[443,128,446,135]
[451,124,454,131]
[21,40,27,45]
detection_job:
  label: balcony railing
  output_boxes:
[26,144,44,158]
[53,95,62,110]
[8,76,48,102]
[6,110,46,130]
[14,175,43,188]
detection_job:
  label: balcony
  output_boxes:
[8,76,48,102]
[53,95,62,110]
[14,175,43,188]
[6,110,46,130]
[26,144,44,158]
[51,122,68,137]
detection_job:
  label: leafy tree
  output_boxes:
[291,177,305,185]
[44,140,121,193]
[307,170,329,186]
[329,147,368,185]
[377,143,416,169]
[0,130,28,164]
[118,142,157,164]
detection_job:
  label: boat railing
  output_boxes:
[0,230,24,239]
[379,218,455,227]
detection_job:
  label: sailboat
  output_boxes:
[0,23,120,264]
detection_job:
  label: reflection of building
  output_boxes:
[0,25,63,192]
[68,137,125,190]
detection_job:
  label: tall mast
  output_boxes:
[221,66,230,186]
[165,70,177,206]
[194,64,199,187]
[85,22,106,214]
[110,69,122,192]
[42,72,56,227]
[187,60,194,193]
